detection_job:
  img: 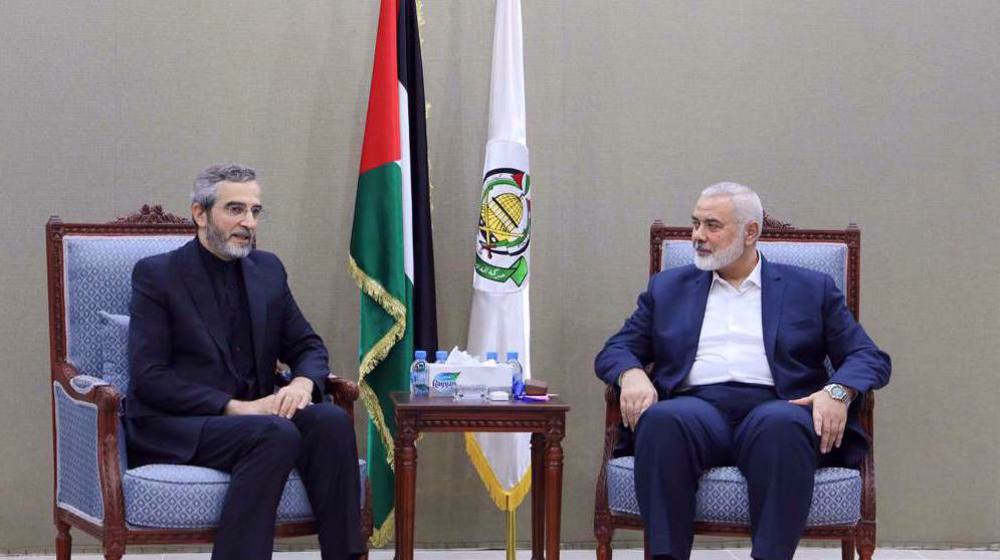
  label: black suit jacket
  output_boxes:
[125,238,329,466]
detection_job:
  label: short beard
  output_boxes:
[205,216,253,259]
[694,229,746,271]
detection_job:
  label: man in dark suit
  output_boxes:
[125,164,363,560]
[595,183,890,560]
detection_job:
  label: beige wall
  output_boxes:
[1,0,998,551]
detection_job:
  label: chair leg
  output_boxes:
[594,520,613,560]
[842,537,855,560]
[55,520,71,560]
[593,509,614,560]
[596,540,612,560]
[857,521,876,560]
[643,530,652,560]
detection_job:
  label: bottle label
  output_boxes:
[430,371,460,396]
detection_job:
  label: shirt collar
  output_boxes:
[711,251,762,292]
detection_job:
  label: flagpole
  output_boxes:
[506,508,516,560]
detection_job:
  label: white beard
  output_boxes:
[694,231,746,271]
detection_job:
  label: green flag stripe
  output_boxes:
[350,161,415,542]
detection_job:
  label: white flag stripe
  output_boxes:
[465,0,532,511]
[398,83,414,281]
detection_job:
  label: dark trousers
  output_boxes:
[635,383,820,560]
[191,404,364,560]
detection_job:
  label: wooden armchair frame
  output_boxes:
[46,206,372,560]
[593,217,876,560]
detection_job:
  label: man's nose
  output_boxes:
[691,225,705,242]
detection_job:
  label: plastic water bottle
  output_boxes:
[410,350,429,396]
[507,351,525,398]
[435,350,449,364]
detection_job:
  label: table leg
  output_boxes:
[394,423,418,560]
[544,425,565,560]
[531,432,545,560]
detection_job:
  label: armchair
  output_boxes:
[46,206,372,559]
[593,217,876,560]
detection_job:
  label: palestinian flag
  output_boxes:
[349,0,437,546]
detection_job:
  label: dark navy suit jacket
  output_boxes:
[595,257,891,466]
[125,238,329,466]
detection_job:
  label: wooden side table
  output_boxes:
[391,392,570,560]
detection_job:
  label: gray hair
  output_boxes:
[191,163,258,209]
[700,182,764,230]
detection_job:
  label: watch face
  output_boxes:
[829,385,847,400]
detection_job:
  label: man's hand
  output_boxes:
[224,394,275,416]
[271,376,314,419]
[619,368,657,430]
[789,389,854,454]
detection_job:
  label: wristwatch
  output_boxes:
[823,383,853,405]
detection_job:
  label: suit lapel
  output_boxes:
[240,255,268,384]
[178,240,234,372]
[680,270,713,378]
[760,257,784,369]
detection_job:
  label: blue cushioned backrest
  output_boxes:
[64,235,190,375]
[661,240,848,295]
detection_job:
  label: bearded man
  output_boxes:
[125,164,363,560]
[594,182,891,560]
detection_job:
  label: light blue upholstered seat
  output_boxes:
[54,234,366,529]
[606,457,861,526]
[122,461,368,529]
[604,239,860,528]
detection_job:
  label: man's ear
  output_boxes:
[191,203,208,228]
[745,221,761,246]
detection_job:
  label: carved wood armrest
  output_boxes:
[325,375,359,420]
[604,384,622,424]
[601,383,622,460]
[53,362,122,409]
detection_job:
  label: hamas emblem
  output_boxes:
[475,168,530,288]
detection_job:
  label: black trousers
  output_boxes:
[191,404,364,560]
[635,383,821,560]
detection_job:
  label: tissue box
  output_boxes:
[428,363,513,397]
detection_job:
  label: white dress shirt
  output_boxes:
[683,254,774,388]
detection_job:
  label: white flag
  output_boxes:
[465,0,532,511]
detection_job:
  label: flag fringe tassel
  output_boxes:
[464,433,532,512]
[369,507,395,548]
[349,255,407,466]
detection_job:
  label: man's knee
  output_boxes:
[742,400,815,442]
[636,397,713,437]
[295,403,354,440]
[255,415,302,455]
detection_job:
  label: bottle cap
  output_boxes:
[435,350,449,362]
[506,351,519,360]
[414,350,427,360]
[486,351,499,361]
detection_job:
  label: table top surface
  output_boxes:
[390,392,569,412]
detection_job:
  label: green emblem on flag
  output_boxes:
[475,254,528,286]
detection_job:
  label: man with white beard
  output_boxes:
[595,183,891,560]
